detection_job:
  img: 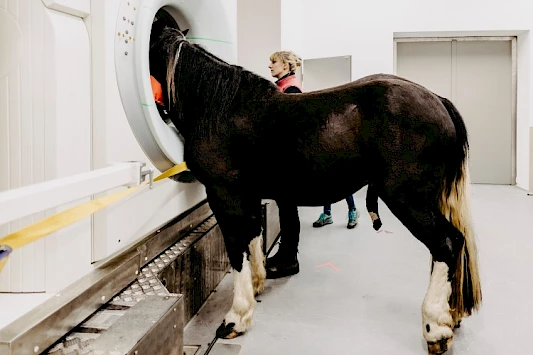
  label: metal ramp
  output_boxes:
[0,200,280,355]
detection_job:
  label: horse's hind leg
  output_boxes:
[366,183,382,230]
[384,199,457,353]
[381,190,481,355]
[206,186,264,339]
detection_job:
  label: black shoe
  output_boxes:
[266,253,299,279]
[265,250,284,268]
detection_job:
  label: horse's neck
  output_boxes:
[173,46,282,142]
[184,49,231,87]
[176,49,240,134]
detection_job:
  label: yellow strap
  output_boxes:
[0,257,7,274]
[0,162,189,271]
[154,161,188,182]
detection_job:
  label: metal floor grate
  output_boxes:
[44,216,217,355]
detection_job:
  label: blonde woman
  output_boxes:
[264,50,303,279]
[268,51,303,93]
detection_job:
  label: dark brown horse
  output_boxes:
[149,27,482,354]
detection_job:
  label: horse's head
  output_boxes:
[149,25,242,139]
[149,24,188,93]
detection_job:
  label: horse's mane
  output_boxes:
[159,28,283,137]
[161,28,244,136]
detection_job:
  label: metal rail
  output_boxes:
[0,162,153,226]
[0,200,212,354]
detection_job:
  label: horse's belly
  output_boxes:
[260,158,368,206]
[291,175,367,206]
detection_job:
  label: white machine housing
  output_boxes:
[0,0,236,293]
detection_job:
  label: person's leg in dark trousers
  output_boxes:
[346,195,355,211]
[324,204,332,215]
[266,201,300,279]
[346,195,359,229]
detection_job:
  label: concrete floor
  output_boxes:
[184,185,533,355]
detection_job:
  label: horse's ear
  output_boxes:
[182,28,189,36]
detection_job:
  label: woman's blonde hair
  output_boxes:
[270,51,302,73]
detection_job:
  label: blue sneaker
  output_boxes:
[313,213,333,227]
[347,209,359,229]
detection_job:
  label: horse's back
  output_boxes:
[251,73,459,203]
[346,75,461,195]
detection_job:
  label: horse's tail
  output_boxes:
[437,96,482,323]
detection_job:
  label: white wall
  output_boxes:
[296,0,533,190]
[281,0,304,56]
[237,0,281,80]
[0,1,91,293]
[236,0,306,80]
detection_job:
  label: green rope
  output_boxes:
[186,36,233,44]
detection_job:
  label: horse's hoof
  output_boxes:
[216,322,242,339]
[373,219,382,231]
[454,320,461,329]
[427,337,452,355]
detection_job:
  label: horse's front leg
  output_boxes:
[207,186,265,339]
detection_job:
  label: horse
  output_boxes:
[149,27,482,354]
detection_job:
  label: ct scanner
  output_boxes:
[0,0,237,293]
